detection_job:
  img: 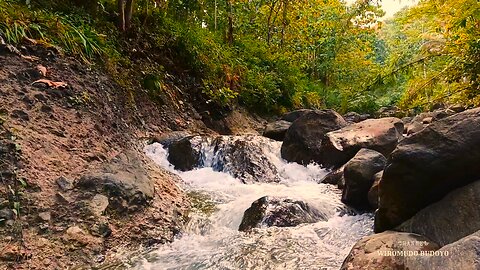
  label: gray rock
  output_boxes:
[318,117,403,168]
[281,109,314,122]
[321,165,345,186]
[375,108,480,233]
[343,112,370,124]
[239,196,327,232]
[210,135,280,184]
[167,136,201,171]
[89,194,109,216]
[38,212,51,222]
[77,151,154,207]
[281,110,347,165]
[404,230,480,270]
[340,231,440,270]
[263,120,291,141]
[56,176,74,191]
[397,180,480,246]
[342,149,386,209]
[367,171,383,210]
[0,208,14,221]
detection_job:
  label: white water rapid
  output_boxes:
[139,135,373,270]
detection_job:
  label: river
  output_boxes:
[137,135,373,270]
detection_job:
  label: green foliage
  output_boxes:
[0,0,105,61]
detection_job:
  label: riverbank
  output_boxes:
[0,43,263,269]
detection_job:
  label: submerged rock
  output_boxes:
[375,108,480,232]
[342,149,386,210]
[281,110,347,165]
[239,196,327,232]
[263,120,291,141]
[318,117,403,168]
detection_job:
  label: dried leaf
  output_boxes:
[21,55,40,61]
[36,65,47,77]
[24,37,38,44]
[32,79,68,88]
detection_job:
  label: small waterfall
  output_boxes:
[140,135,373,270]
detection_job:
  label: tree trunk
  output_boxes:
[118,0,126,32]
[118,0,134,32]
[226,0,234,45]
[125,0,135,30]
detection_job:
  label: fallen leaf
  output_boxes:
[36,65,47,77]
[24,37,38,44]
[32,79,67,88]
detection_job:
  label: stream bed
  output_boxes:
[138,136,373,270]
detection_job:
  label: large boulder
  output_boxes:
[367,171,383,210]
[238,196,326,232]
[211,135,280,184]
[281,110,347,164]
[281,109,313,122]
[77,151,155,207]
[375,108,480,232]
[340,231,440,270]
[404,230,480,270]
[318,117,403,168]
[263,120,291,141]
[167,136,201,171]
[396,180,480,246]
[341,149,386,210]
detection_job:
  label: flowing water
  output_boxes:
[139,135,373,270]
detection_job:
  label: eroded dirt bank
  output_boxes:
[0,44,263,269]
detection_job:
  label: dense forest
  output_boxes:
[1,0,479,114]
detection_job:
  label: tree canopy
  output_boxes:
[1,0,478,114]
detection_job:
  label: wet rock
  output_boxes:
[281,109,313,122]
[281,110,347,165]
[321,165,345,185]
[367,171,383,210]
[210,135,280,183]
[340,231,440,270]
[239,196,326,231]
[10,109,29,121]
[318,117,403,168]
[150,131,193,148]
[263,120,291,141]
[56,176,74,191]
[167,136,201,171]
[375,108,480,233]
[89,194,109,216]
[77,151,154,209]
[396,180,480,246]
[342,149,386,210]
